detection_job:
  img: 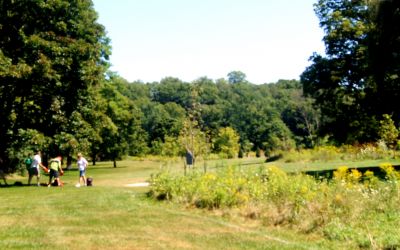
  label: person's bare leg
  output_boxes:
[80,176,86,185]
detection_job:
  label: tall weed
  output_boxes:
[149,163,400,248]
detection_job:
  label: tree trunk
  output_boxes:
[91,153,96,165]
[113,159,117,168]
[66,155,72,170]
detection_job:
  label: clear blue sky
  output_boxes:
[92,0,325,84]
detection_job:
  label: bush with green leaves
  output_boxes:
[378,114,399,150]
[212,127,240,159]
[6,129,49,174]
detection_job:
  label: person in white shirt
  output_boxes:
[76,153,88,187]
[28,150,47,186]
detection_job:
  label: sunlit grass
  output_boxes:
[0,182,333,249]
[0,159,350,249]
[2,157,400,249]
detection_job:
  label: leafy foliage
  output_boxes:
[5,0,400,172]
[0,0,110,171]
[97,77,147,166]
[212,127,240,159]
[378,114,399,149]
[115,76,307,159]
[301,0,400,144]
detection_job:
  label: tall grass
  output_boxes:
[281,143,397,163]
[149,163,400,249]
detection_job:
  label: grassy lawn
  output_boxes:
[1,157,398,249]
[0,186,332,250]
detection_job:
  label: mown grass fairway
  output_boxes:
[1,158,398,249]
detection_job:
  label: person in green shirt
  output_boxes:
[47,156,63,187]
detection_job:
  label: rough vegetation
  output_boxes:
[149,161,400,249]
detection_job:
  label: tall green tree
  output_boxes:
[301,0,400,144]
[98,77,146,167]
[227,71,247,84]
[366,0,400,119]
[149,77,192,109]
[0,0,110,171]
[266,80,321,148]
[142,102,185,152]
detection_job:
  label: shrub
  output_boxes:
[7,129,49,174]
[212,127,240,159]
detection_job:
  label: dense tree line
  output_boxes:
[113,76,318,159]
[1,0,399,174]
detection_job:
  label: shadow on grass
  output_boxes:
[69,166,128,170]
[304,165,400,180]
[0,180,76,188]
[0,181,26,188]
[58,166,127,176]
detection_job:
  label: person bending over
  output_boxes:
[48,156,63,187]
